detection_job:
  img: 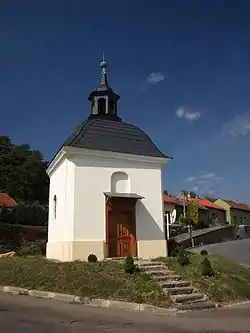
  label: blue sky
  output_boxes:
[1,0,250,201]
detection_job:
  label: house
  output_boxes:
[163,195,209,235]
[214,199,250,225]
[0,193,17,208]
[191,198,226,225]
[46,57,170,262]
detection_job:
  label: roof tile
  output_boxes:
[0,193,17,207]
[223,199,250,212]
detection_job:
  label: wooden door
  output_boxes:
[108,210,136,258]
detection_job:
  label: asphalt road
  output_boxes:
[1,293,250,332]
[190,238,250,267]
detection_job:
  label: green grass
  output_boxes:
[157,253,250,304]
[0,257,171,307]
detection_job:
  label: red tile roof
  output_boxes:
[164,195,225,211]
[223,200,250,212]
[191,198,225,211]
[163,195,180,206]
[0,193,17,207]
[164,195,208,210]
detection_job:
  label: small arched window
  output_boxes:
[111,172,130,193]
[53,195,57,219]
[98,98,106,115]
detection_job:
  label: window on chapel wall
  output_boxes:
[53,195,57,219]
[111,171,130,193]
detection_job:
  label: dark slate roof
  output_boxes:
[63,117,168,158]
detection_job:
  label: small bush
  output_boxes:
[200,249,208,256]
[17,241,45,257]
[87,254,97,263]
[124,254,136,274]
[177,247,190,266]
[167,238,179,257]
[200,256,214,277]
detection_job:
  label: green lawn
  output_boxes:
[0,257,171,307]
[158,253,250,304]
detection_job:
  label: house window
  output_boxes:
[240,216,243,224]
[233,216,236,224]
[53,195,57,219]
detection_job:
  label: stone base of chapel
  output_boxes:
[46,241,106,262]
[46,240,167,262]
[137,240,168,259]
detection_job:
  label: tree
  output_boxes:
[204,195,217,202]
[0,136,49,204]
[189,191,199,198]
[187,200,199,226]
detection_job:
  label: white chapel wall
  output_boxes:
[48,158,75,242]
[72,154,166,245]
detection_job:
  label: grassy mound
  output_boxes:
[158,253,250,304]
[0,257,171,307]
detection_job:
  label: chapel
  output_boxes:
[46,57,170,261]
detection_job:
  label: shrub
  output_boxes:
[171,247,180,257]
[200,256,214,277]
[177,247,190,266]
[124,254,136,274]
[17,241,45,256]
[87,254,97,263]
[167,238,179,257]
[200,249,208,256]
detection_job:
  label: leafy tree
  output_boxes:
[189,191,199,198]
[0,136,49,204]
[0,203,48,226]
[179,201,199,226]
[187,200,199,226]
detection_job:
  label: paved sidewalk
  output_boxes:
[1,292,250,332]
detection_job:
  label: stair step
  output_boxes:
[146,269,170,276]
[177,301,216,311]
[172,293,205,303]
[142,265,165,271]
[161,280,190,288]
[164,286,194,295]
[153,274,182,281]
[136,261,163,267]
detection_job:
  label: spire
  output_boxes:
[88,55,121,121]
[99,52,109,88]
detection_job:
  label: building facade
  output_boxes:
[214,199,250,225]
[46,58,169,261]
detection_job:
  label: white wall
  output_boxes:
[72,154,166,243]
[48,159,75,242]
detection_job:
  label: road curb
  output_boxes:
[222,300,250,309]
[0,285,178,315]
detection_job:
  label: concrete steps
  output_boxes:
[177,301,216,311]
[138,260,216,312]
[164,286,194,295]
[152,274,182,281]
[160,280,190,288]
[172,293,205,303]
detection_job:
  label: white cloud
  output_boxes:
[186,176,196,182]
[176,107,201,121]
[184,171,221,196]
[222,112,250,137]
[147,72,166,84]
[200,172,216,179]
